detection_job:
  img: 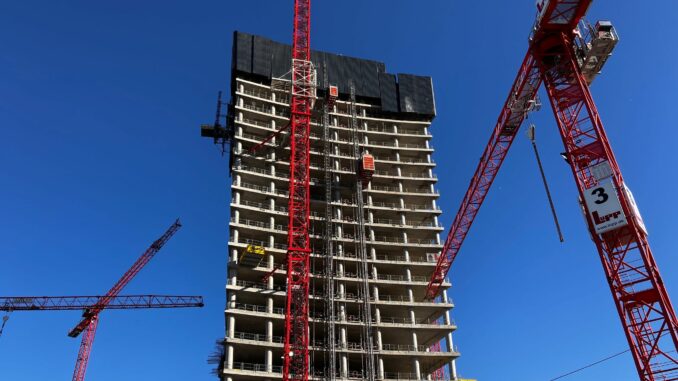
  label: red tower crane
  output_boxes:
[425,1,678,380]
[283,1,315,380]
[67,219,183,381]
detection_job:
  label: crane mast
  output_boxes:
[283,0,315,380]
[426,1,678,380]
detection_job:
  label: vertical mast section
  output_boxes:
[349,83,376,381]
[535,33,678,381]
[322,60,337,381]
[283,0,316,380]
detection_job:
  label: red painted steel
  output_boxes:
[535,32,678,381]
[425,51,542,300]
[425,1,677,379]
[283,0,313,380]
[429,341,445,380]
[72,315,99,381]
[69,219,182,381]
[0,295,203,311]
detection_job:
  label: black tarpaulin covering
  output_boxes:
[232,31,435,117]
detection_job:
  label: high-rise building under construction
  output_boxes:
[216,31,459,381]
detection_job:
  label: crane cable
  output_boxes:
[548,349,630,380]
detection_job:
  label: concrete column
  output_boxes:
[340,326,347,347]
[378,357,385,380]
[226,344,234,369]
[237,125,243,137]
[237,96,243,108]
[231,248,239,267]
[446,323,459,380]
[372,285,379,301]
[374,307,381,323]
[234,210,240,224]
[266,320,273,341]
[265,349,273,372]
[238,83,244,93]
[413,359,421,380]
[412,331,419,351]
[341,355,348,378]
[409,308,416,324]
[404,249,411,262]
[338,283,345,299]
[234,191,241,204]
[232,229,239,243]
[407,288,414,303]
[370,247,377,261]
[267,297,273,314]
[227,315,235,338]
[376,329,383,351]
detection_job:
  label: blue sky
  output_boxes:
[2,1,677,380]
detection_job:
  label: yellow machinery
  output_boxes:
[240,245,265,267]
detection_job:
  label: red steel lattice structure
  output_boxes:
[426,1,678,380]
[283,0,315,380]
[69,219,183,381]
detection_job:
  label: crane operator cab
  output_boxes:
[575,20,619,84]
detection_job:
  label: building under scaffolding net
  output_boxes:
[211,31,459,381]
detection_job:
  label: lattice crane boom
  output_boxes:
[68,219,182,337]
[426,1,678,380]
[282,1,315,380]
[68,219,183,381]
[0,295,203,311]
[425,50,542,300]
